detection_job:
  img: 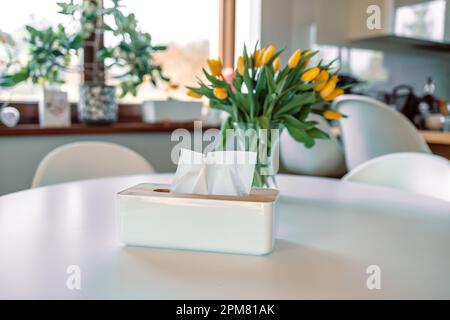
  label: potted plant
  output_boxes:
[0,24,81,127]
[58,0,169,123]
[0,0,169,124]
[187,44,349,188]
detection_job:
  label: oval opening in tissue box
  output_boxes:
[117,183,279,255]
[153,188,171,193]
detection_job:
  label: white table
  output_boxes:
[0,174,449,299]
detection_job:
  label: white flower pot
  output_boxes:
[141,100,156,123]
[141,100,203,123]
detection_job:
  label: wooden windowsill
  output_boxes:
[0,122,219,137]
[2,122,449,146]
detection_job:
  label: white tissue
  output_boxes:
[171,149,208,195]
[171,149,257,196]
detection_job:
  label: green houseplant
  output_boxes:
[0,0,169,123]
[0,24,82,88]
[187,44,348,188]
[0,24,82,127]
[58,0,169,123]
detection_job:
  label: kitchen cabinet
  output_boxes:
[347,0,395,41]
[316,0,450,53]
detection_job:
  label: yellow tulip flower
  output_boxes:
[324,88,344,101]
[207,59,222,77]
[313,70,329,92]
[167,82,179,90]
[323,110,343,120]
[237,56,245,76]
[302,67,320,82]
[213,87,228,100]
[262,45,275,65]
[254,49,265,68]
[288,49,301,68]
[273,57,281,72]
[37,78,47,86]
[320,79,337,99]
[187,89,203,99]
[302,50,311,68]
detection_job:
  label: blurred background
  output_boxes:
[0,0,449,195]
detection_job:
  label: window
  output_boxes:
[0,0,254,106]
[1,0,239,104]
[348,48,387,82]
[0,0,81,102]
[395,0,446,41]
[104,0,220,103]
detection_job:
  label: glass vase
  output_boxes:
[231,121,284,189]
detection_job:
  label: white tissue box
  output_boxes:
[117,183,279,255]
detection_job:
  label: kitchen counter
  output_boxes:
[419,130,450,145]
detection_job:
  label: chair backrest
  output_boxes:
[280,113,346,177]
[343,152,450,202]
[333,95,431,171]
[32,141,154,188]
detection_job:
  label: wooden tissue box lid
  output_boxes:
[118,183,279,203]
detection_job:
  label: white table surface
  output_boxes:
[0,174,449,299]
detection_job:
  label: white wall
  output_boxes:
[0,100,209,196]
[260,0,294,60]
[0,133,179,195]
[369,51,450,99]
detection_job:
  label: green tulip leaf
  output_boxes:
[286,125,315,148]
[307,127,330,140]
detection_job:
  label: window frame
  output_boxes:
[219,0,236,69]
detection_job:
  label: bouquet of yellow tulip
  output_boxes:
[186,44,348,187]
[187,44,346,148]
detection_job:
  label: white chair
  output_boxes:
[343,152,450,202]
[32,141,154,188]
[280,113,346,177]
[333,95,431,171]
